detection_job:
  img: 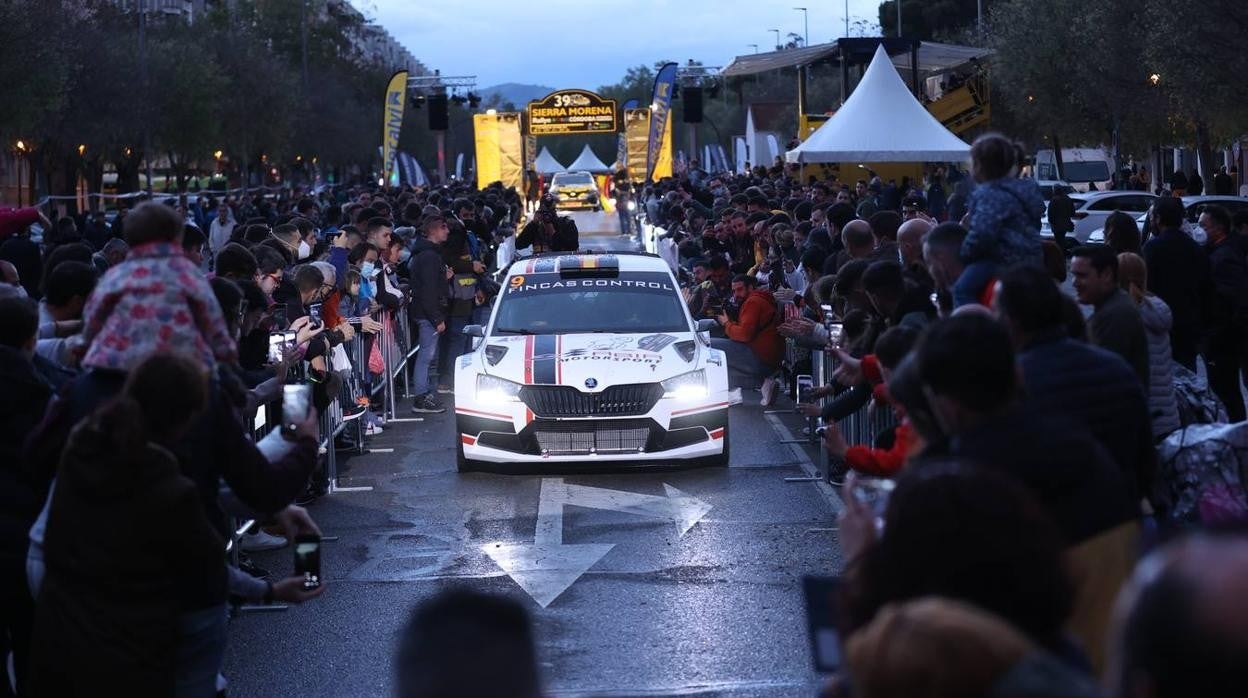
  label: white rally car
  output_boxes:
[454,252,740,471]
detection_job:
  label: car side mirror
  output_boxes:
[695,319,717,334]
[463,324,485,338]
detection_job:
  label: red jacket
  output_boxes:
[724,289,785,367]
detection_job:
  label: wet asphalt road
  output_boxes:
[222,220,844,697]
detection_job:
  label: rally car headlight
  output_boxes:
[661,370,707,400]
[477,374,523,404]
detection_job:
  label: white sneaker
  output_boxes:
[240,530,288,552]
[760,377,778,407]
[365,423,384,436]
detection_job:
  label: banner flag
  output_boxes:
[652,113,673,180]
[381,70,408,187]
[646,63,678,181]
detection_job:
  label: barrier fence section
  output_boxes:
[784,338,897,483]
[226,300,419,610]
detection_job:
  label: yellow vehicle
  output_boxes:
[549,171,601,211]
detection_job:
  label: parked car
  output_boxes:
[1084,195,1248,245]
[1041,191,1157,243]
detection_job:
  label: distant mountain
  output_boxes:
[478,83,554,107]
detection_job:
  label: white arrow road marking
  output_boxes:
[481,478,713,608]
[562,482,714,537]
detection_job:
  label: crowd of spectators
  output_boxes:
[629,139,1248,697]
[0,179,531,696]
[2,136,1247,697]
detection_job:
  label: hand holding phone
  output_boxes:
[293,534,322,590]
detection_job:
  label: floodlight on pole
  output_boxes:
[793,7,808,47]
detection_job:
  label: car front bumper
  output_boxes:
[456,399,733,464]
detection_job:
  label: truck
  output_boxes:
[1034,147,1115,193]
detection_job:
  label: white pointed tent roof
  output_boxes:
[567,145,611,173]
[534,147,566,174]
[785,45,971,164]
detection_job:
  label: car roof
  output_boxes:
[1181,195,1248,205]
[553,171,593,178]
[505,252,670,276]
[1071,191,1157,204]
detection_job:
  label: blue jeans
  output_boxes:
[412,319,440,397]
[953,260,997,308]
[710,337,773,390]
[436,316,469,388]
[174,604,228,698]
[617,206,632,235]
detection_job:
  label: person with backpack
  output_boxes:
[408,216,451,414]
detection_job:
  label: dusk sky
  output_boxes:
[366,0,884,89]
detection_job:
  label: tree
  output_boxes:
[149,29,227,191]
[879,0,993,39]
[1143,0,1248,186]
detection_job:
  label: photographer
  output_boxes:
[516,194,578,253]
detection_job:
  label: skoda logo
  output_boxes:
[585,378,598,389]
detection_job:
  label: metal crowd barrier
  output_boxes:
[782,338,898,483]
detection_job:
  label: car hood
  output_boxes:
[481,332,700,387]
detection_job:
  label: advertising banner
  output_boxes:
[646,63,678,181]
[527,89,618,136]
[473,113,500,190]
[381,70,408,186]
[497,112,524,191]
[625,108,650,183]
[474,113,524,191]
[617,98,640,173]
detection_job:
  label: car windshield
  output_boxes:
[494,271,688,335]
[555,173,594,186]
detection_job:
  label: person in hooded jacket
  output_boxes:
[1117,253,1181,439]
[953,134,1045,307]
[28,353,223,696]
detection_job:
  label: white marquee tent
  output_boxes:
[785,45,971,164]
[566,145,611,173]
[534,147,566,174]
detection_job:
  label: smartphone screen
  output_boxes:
[307,303,323,328]
[281,384,311,436]
[827,323,844,349]
[803,576,843,673]
[267,333,286,365]
[795,374,814,407]
[293,535,322,590]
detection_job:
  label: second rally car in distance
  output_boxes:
[454,252,740,471]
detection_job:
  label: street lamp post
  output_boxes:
[845,0,850,37]
[794,7,808,47]
[769,29,781,51]
[748,43,758,54]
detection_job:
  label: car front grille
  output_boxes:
[532,420,652,455]
[520,384,664,418]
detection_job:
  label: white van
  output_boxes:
[1034,148,1115,193]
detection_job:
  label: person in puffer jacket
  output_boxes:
[954,134,1045,307]
[1118,252,1181,439]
